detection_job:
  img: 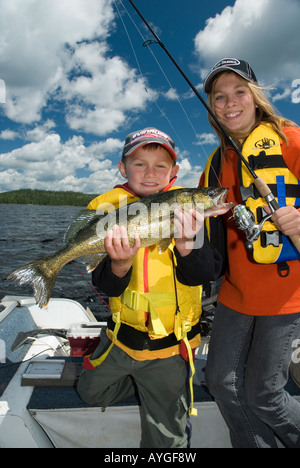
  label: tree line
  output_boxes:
[0,189,98,206]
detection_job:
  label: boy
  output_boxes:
[77,127,222,448]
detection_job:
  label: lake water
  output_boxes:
[0,204,110,320]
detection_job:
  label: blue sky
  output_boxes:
[0,0,300,194]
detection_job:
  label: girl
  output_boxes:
[200,58,300,448]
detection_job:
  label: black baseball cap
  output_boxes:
[122,127,177,161]
[204,58,258,93]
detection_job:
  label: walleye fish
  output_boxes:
[8,187,232,308]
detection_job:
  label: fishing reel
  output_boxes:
[232,204,273,251]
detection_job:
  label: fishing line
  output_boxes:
[127,1,300,255]
[116,0,227,199]
[66,259,111,312]
[114,0,186,151]
[114,0,177,142]
[115,0,226,202]
[115,0,210,164]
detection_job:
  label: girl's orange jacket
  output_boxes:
[199,126,300,316]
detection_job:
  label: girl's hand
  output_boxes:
[174,207,204,256]
[105,224,140,277]
[264,205,300,236]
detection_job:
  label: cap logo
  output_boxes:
[131,128,171,145]
[213,58,240,70]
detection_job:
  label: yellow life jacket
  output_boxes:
[203,124,300,273]
[109,243,202,337]
[88,184,202,338]
[87,185,140,211]
[239,124,300,266]
[86,184,202,416]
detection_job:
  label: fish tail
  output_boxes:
[8,258,58,308]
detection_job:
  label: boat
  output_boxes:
[0,294,299,449]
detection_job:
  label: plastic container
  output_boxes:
[67,323,102,357]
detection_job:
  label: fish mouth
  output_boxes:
[204,189,234,218]
[213,188,229,206]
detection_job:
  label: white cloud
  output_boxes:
[194,0,300,86]
[85,138,123,162]
[25,120,56,142]
[176,158,203,188]
[272,88,292,103]
[0,130,124,194]
[0,126,203,192]
[0,0,114,122]
[195,133,219,146]
[178,158,192,173]
[58,41,154,135]
[165,88,179,101]
[0,0,161,194]
[0,0,153,132]
[0,129,19,140]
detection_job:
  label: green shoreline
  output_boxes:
[0,189,98,207]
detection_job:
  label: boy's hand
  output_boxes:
[105,225,140,277]
[174,207,204,257]
[264,205,300,236]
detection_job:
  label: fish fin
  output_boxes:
[8,259,57,308]
[81,254,107,273]
[157,238,173,254]
[64,209,101,243]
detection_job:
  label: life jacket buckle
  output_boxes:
[277,262,290,278]
[248,151,268,170]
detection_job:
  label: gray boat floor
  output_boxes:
[1,302,300,411]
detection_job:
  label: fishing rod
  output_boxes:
[128,0,300,254]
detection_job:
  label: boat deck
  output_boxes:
[1,296,300,448]
[23,355,229,448]
[23,355,300,448]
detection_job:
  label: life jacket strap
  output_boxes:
[121,289,176,337]
[85,313,121,369]
[181,320,198,417]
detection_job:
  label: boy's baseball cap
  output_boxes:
[204,58,257,93]
[122,127,177,161]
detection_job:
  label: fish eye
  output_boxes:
[207,189,216,197]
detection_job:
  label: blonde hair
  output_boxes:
[207,72,298,155]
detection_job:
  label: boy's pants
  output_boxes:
[77,330,190,448]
